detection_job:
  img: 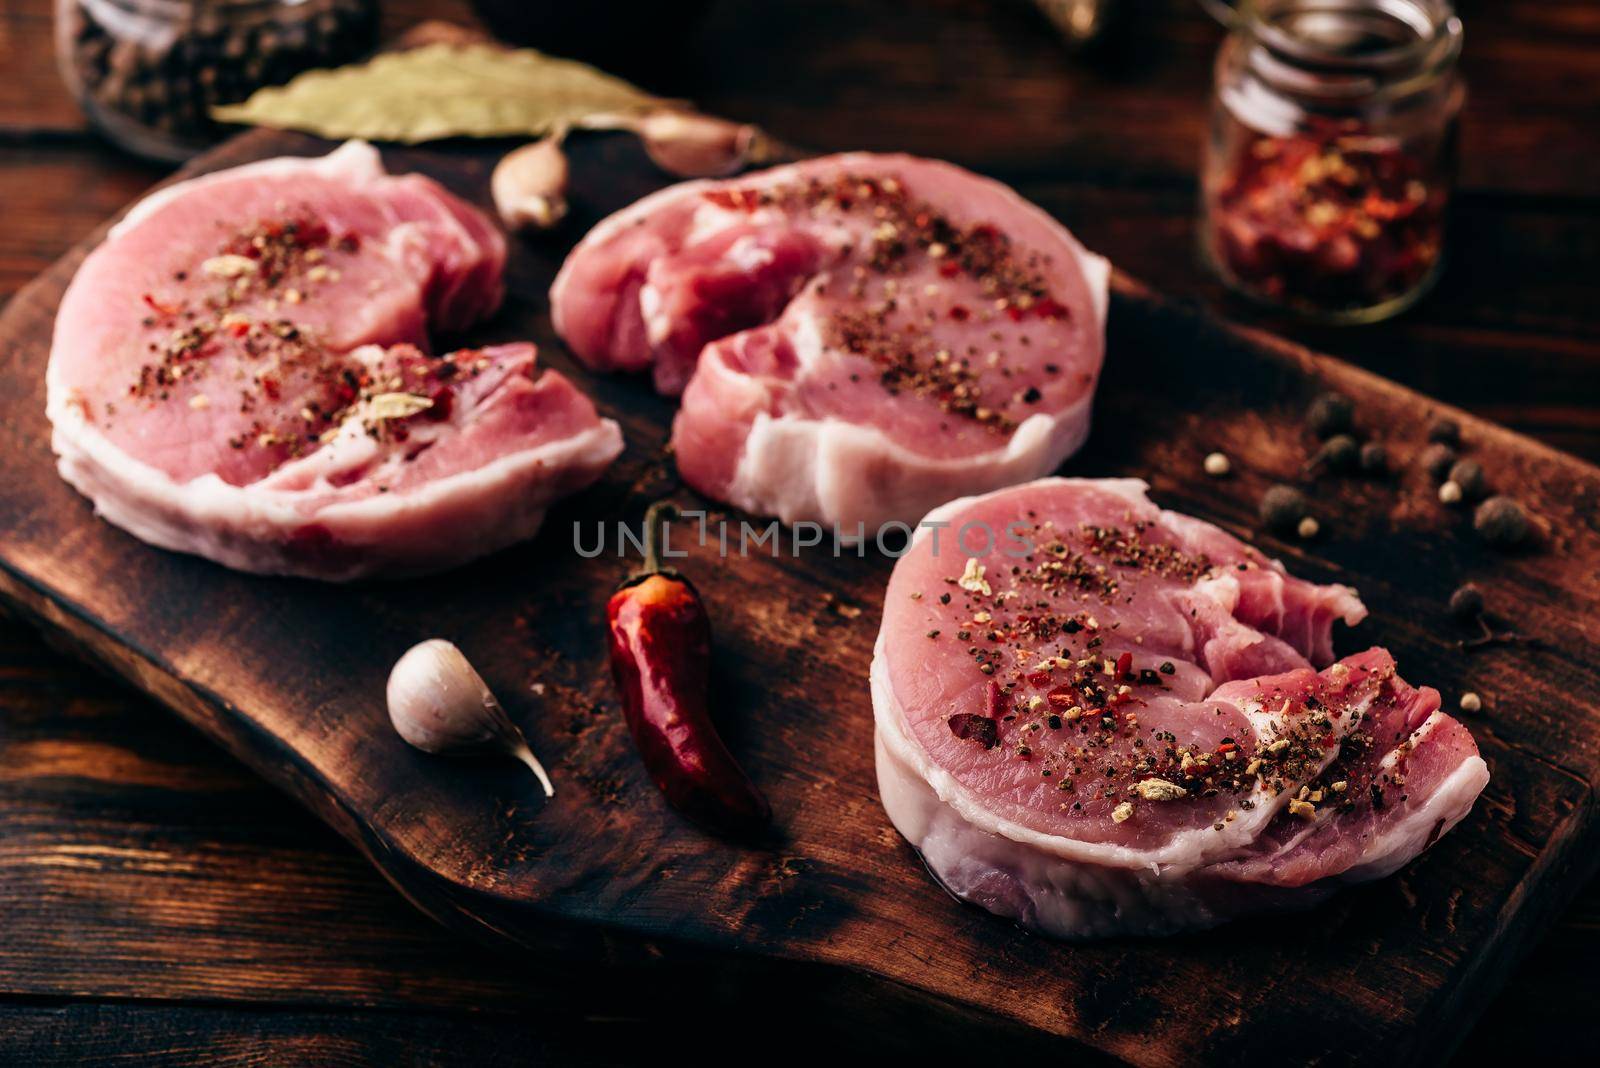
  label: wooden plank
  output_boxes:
[2,126,1598,1063]
[0,1001,650,1066]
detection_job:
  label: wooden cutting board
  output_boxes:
[2,128,1598,1066]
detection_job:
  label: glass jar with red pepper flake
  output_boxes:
[1199,0,1464,322]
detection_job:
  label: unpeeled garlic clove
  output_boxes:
[631,111,765,178]
[387,638,554,797]
[493,138,569,233]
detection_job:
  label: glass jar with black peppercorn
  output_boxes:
[55,0,379,163]
[1198,0,1464,323]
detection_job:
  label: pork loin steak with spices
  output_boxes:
[47,142,623,580]
[874,478,1489,938]
[550,154,1108,533]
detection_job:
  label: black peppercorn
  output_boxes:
[1419,442,1457,482]
[1307,392,1354,438]
[1447,459,1488,500]
[1427,417,1462,447]
[1359,441,1388,475]
[1447,584,1484,621]
[1474,496,1530,548]
[1260,484,1309,532]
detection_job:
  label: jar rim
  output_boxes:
[1203,0,1459,71]
[1204,0,1462,104]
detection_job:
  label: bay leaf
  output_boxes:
[211,43,663,144]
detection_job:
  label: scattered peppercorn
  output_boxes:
[1438,480,1463,505]
[1314,434,1360,474]
[1358,441,1388,475]
[1447,459,1487,500]
[1427,417,1461,446]
[1459,692,1483,714]
[1420,443,1457,482]
[1474,496,1530,548]
[1203,451,1231,477]
[1307,392,1354,438]
[1447,584,1484,621]
[1260,484,1309,532]
[1297,516,1320,539]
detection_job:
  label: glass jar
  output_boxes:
[1198,0,1465,323]
[55,0,379,163]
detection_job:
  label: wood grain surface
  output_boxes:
[2,1,1597,1063]
[3,120,1599,1064]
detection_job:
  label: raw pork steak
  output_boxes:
[874,478,1488,937]
[47,143,622,580]
[551,154,1108,533]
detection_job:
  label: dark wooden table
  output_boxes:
[2,1,1595,1062]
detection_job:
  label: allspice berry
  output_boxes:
[1420,442,1457,482]
[1427,417,1462,447]
[1315,434,1360,474]
[1307,392,1355,438]
[1447,459,1488,500]
[1447,583,1484,621]
[1359,441,1389,475]
[1260,484,1309,532]
[1474,496,1530,548]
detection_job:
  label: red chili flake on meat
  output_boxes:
[1217,742,1238,754]
[227,320,250,338]
[1028,670,1053,687]
[1115,652,1133,678]
[1032,297,1070,320]
[949,305,970,321]
[294,219,331,247]
[423,383,454,422]
[947,713,1000,749]
[938,260,961,278]
[259,375,281,400]
[141,293,178,317]
[704,188,759,212]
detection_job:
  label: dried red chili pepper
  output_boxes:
[606,501,771,837]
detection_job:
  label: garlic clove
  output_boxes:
[387,639,554,797]
[630,111,765,178]
[493,138,569,233]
